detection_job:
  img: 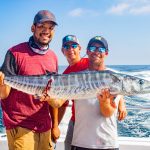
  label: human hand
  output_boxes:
[39,93,55,106]
[39,93,60,107]
[0,72,11,99]
[0,72,5,86]
[39,92,51,102]
[39,91,66,108]
[98,89,116,109]
[97,89,117,117]
[118,98,127,121]
[51,126,60,143]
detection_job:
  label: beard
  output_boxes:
[89,58,104,68]
[37,38,52,47]
[34,33,52,47]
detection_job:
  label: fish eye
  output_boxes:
[139,79,144,85]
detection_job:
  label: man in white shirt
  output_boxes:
[71,36,121,150]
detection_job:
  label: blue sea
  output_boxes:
[0,65,150,138]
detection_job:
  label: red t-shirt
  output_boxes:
[1,42,58,132]
[63,58,89,121]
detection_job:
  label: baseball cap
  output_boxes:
[33,10,58,25]
[62,35,80,46]
[87,36,108,50]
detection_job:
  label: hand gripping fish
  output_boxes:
[4,70,150,100]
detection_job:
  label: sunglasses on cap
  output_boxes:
[63,44,78,50]
[88,46,107,53]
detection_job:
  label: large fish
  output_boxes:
[4,70,150,100]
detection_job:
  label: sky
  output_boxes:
[0,0,150,66]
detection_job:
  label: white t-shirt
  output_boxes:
[72,69,121,149]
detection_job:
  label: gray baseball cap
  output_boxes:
[33,10,58,25]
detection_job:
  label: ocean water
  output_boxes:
[0,65,150,138]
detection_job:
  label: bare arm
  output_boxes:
[98,89,116,117]
[58,102,68,124]
[40,94,66,108]
[118,97,127,121]
[50,101,69,142]
[43,97,68,123]
[40,95,67,141]
[0,72,11,99]
[50,107,60,143]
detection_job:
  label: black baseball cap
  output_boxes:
[87,36,108,50]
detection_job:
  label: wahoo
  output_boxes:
[4,70,150,100]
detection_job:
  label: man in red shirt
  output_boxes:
[59,35,90,150]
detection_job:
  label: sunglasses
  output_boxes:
[88,46,106,53]
[63,44,78,50]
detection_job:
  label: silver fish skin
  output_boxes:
[3,70,150,100]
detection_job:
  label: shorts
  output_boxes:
[6,126,53,150]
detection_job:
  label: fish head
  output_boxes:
[123,75,150,95]
[138,78,150,94]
